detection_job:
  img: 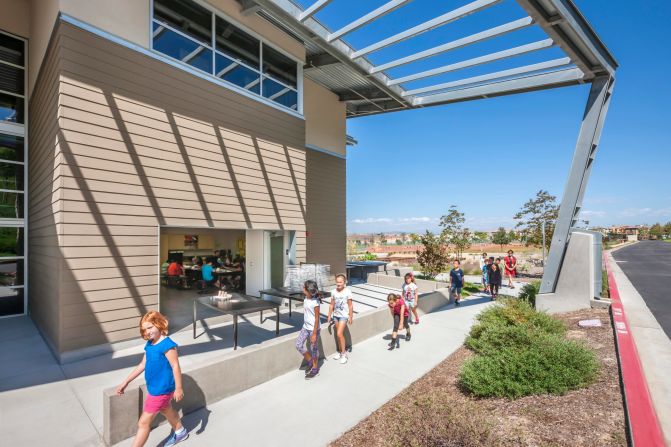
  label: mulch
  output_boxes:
[331,307,627,447]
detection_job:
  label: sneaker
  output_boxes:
[455,300,460,306]
[388,340,396,351]
[406,333,411,342]
[164,429,189,447]
[396,339,400,349]
[339,354,348,364]
[305,367,320,379]
[415,317,420,325]
[331,352,341,360]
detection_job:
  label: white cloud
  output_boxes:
[351,217,394,224]
[618,208,671,218]
[580,210,607,218]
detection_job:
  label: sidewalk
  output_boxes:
[607,250,671,445]
[115,294,495,447]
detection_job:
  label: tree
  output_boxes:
[400,232,408,244]
[409,233,420,245]
[416,231,449,279]
[508,230,517,242]
[649,223,663,240]
[513,190,559,250]
[377,232,387,246]
[439,205,471,257]
[473,231,489,243]
[664,222,671,237]
[452,228,471,259]
[492,227,511,250]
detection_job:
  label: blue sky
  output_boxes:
[297,0,671,233]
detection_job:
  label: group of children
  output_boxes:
[120,260,516,445]
[480,250,517,299]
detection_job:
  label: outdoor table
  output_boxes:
[193,295,279,350]
[258,287,331,317]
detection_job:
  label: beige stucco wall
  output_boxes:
[304,78,346,156]
[0,0,30,38]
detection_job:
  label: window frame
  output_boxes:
[150,0,303,115]
[0,28,27,319]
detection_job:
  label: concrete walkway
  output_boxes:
[115,295,495,447]
[2,281,522,447]
[607,249,671,445]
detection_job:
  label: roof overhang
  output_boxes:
[240,0,617,117]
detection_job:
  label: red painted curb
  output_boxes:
[605,253,665,446]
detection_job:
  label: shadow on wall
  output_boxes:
[38,18,310,360]
[152,374,211,436]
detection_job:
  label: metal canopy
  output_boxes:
[240,0,617,296]
[242,0,616,117]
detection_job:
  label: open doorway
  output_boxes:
[159,227,296,333]
[159,227,246,331]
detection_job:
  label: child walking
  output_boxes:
[327,273,353,364]
[296,279,322,379]
[387,293,410,350]
[116,311,188,447]
[489,263,502,300]
[450,260,465,306]
[402,272,420,324]
[481,258,490,295]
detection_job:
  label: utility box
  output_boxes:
[582,229,603,299]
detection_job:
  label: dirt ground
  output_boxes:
[331,308,627,447]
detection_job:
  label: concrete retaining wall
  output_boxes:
[366,273,448,294]
[103,288,453,445]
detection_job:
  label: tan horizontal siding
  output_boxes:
[28,26,64,352]
[306,151,346,274]
[32,20,310,354]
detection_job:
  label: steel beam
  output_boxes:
[403,57,572,96]
[411,67,584,107]
[370,17,533,74]
[305,52,340,68]
[239,0,262,16]
[250,0,410,109]
[327,0,413,43]
[515,0,617,78]
[389,38,554,86]
[351,0,501,59]
[299,0,332,22]
[540,75,615,293]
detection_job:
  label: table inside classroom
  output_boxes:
[193,295,279,350]
[258,287,331,317]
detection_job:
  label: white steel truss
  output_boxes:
[242,0,617,295]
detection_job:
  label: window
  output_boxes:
[151,0,301,112]
[0,30,25,317]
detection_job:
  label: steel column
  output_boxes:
[540,75,615,293]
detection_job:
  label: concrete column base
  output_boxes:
[537,231,599,314]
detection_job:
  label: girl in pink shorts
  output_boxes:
[116,311,188,447]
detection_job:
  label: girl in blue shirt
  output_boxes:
[116,311,188,447]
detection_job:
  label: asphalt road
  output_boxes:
[613,241,671,338]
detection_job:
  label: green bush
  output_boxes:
[518,281,540,306]
[461,299,598,399]
[460,335,599,398]
[469,298,565,338]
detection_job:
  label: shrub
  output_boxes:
[469,298,565,337]
[518,281,540,306]
[460,335,599,398]
[461,299,597,399]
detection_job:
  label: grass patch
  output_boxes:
[460,299,598,399]
[461,282,480,297]
[601,269,610,298]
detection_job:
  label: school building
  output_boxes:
[0,0,616,361]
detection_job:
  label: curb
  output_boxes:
[604,253,665,446]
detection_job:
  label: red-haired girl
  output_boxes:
[116,311,188,447]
